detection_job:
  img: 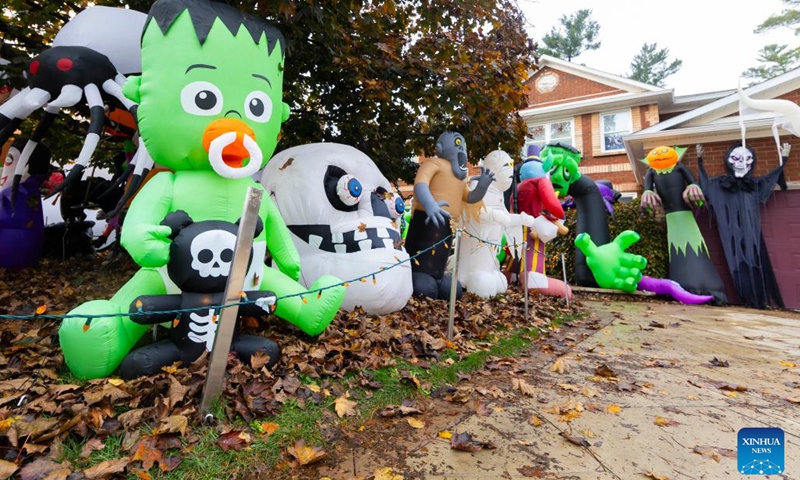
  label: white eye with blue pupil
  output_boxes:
[337,175,362,206]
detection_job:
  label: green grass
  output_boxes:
[60,311,585,479]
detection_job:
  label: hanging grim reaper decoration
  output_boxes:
[697,142,789,309]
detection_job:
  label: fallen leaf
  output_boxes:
[438,430,452,439]
[334,393,357,418]
[595,364,616,378]
[406,417,425,429]
[643,471,672,480]
[606,404,622,415]
[654,416,680,427]
[132,440,162,470]
[550,358,570,374]
[557,410,582,422]
[560,432,590,447]
[528,415,542,427]
[779,361,797,368]
[714,382,747,392]
[517,466,547,477]
[557,383,580,392]
[286,439,327,466]
[648,321,666,328]
[581,385,599,398]
[80,437,105,458]
[724,391,738,398]
[0,460,17,480]
[83,458,129,479]
[374,466,404,480]
[450,431,496,452]
[306,384,321,393]
[785,397,800,404]
[216,430,252,452]
[474,400,492,416]
[156,415,187,436]
[709,357,729,367]
[693,445,737,462]
[513,378,536,396]
[258,422,280,435]
[17,458,70,480]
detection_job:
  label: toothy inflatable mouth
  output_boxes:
[458,152,467,171]
[289,224,402,253]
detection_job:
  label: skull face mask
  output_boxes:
[726,145,755,178]
[261,143,412,314]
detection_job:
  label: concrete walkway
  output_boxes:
[402,300,800,480]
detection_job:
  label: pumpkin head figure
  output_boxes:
[642,146,687,174]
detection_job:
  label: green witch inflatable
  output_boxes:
[59,0,345,379]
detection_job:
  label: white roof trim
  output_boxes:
[519,90,673,122]
[634,67,800,135]
[534,55,667,93]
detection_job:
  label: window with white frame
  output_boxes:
[600,110,631,153]
[523,119,574,156]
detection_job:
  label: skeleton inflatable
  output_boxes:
[454,150,535,298]
[118,211,280,379]
[261,143,411,314]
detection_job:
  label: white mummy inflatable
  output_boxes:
[261,143,411,314]
[455,150,534,298]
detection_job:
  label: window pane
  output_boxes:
[604,133,624,151]
[529,125,545,143]
[550,121,571,138]
[602,112,631,134]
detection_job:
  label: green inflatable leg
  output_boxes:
[59,268,166,379]
[261,267,344,336]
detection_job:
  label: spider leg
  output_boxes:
[102,78,138,122]
[9,110,58,213]
[54,83,105,194]
[106,141,153,218]
[0,87,46,148]
[45,84,83,110]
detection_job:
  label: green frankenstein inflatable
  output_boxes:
[59,0,345,379]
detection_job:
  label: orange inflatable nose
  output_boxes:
[202,118,256,167]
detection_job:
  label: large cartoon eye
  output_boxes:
[181,81,223,116]
[391,196,405,219]
[562,167,572,181]
[324,165,360,212]
[454,137,462,147]
[337,175,362,206]
[244,91,273,123]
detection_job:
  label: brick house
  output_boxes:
[519,55,800,309]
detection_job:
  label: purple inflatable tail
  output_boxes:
[638,276,714,305]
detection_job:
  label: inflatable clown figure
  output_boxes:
[455,150,535,298]
[59,0,345,379]
[262,143,412,314]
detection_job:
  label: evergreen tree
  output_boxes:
[747,0,800,82]
[626,43,682,87]
[743,44,800,83]
[537,9,600,62]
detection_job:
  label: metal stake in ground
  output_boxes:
[447,228,463,340]
[199,187,263,418]
[521,229,529,322]
[561,253,570,307]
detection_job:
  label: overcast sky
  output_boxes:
[519,0,799,96]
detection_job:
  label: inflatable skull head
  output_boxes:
[261,143,411,314]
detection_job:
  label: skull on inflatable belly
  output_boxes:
[261,143,411,314]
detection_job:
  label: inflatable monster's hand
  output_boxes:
[123,223,173,268]
[695,144,704,159]
[518,212,535,228]
[414,182,450,228]
[682,184,705,209]
[781,142,791,159]
[575,230,647,293]
[466,167,496,204]
[640,190,662,214]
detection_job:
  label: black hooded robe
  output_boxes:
[697,153,786,309]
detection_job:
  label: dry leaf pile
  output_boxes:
[0,253,582,477]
